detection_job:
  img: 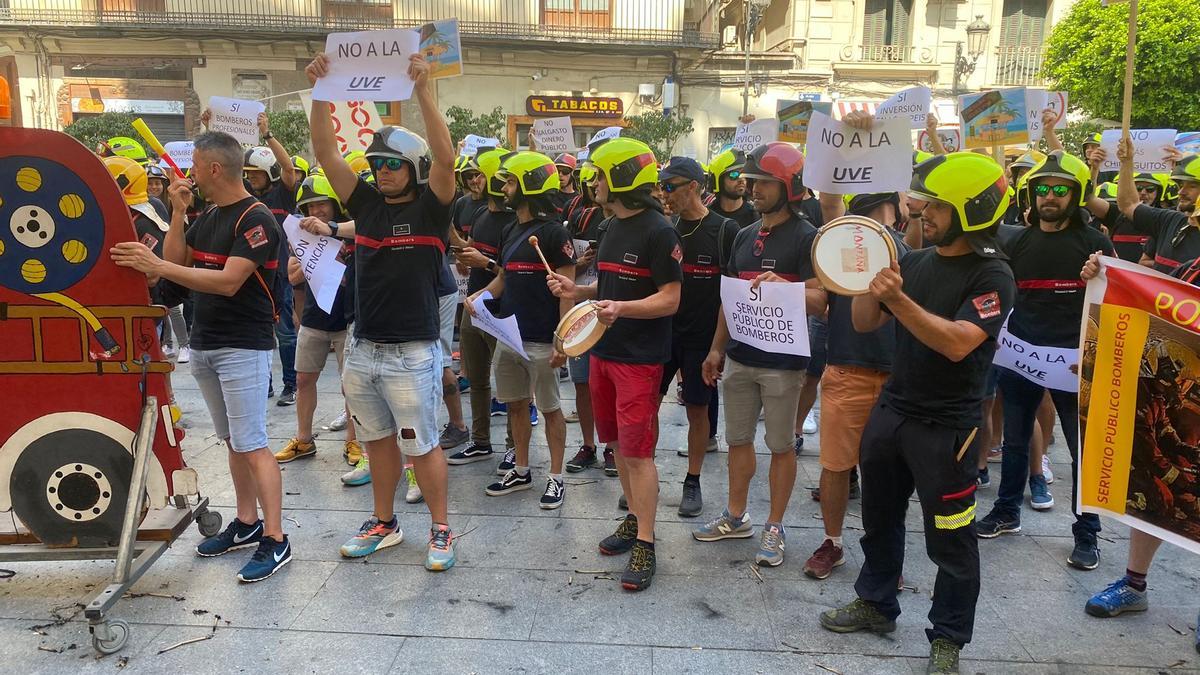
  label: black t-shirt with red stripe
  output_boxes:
[592,208,683,364]
[675,210,739,346]
[453,193,488,237]
[346,181,451,343]
[497,217,575,343]
[466,206,515,296]
[1099,206,1149,263]
[185,197,281,351]
[1005,222,1113,348]
[725,214,817,370]
[1131,204,1200,273]
[708,197,759,229]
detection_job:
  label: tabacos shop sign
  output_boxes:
[526,95,624,118]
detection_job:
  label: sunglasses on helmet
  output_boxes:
[1033,184,1071,198]
[370,157,406,171]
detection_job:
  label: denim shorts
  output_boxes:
[342,337,442,455]
[191,348,272,452]
[568,351,590,384]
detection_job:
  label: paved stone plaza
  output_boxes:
[1,355,1198,674]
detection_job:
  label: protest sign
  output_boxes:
[312,29,420,102]
[452,265,469,302]
[471,291,529,360]
[993,321,1079,392]
[573,239,597,287]
[803,112,912,195]
[461,134,501,157]
[778,100,833,144]
[1078,256,1200,555]
[418,18,463,80]
[917,127,962,153]
[732,119,778,153]
[959,88,1029,149]
[282,215,347,314]
[1024,90,1068,143]
[875,86,930,129]
[587,126,623,146]
[1176,132,1200,155]
[1100,128,1177,173]
[531,117,575,154]
[208,96,265,145]
[162,141,194,170]
[720,276,810,357]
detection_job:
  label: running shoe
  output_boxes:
[196,518,263,557]
[566,445,596,472]
[490,398,508,416]
[343,439,363,466]
[176,346,191,364]
[977,467,991,489]
[486,469,533,496]
[341,457,371,486]
[327,409,349,431]
[975,511,1021,538]
[438,423,470,450]
[678,480,702,518]
[621,540,656,591]
[693,510,753,541]
[274,438,316,463]
[404,467,424,504]
[987,447,1003,463]
[448,443,494,465]
[927,638,960,675]
[564,410,579,423]
[457,375,470,393]
[602,447,617,477]
[819,598,896,634]
[1042,454,1055,484]
[599,515,638,555]
[339,516,402,558]
[276,385,297,407]
[1085,577,1148,617]
[1029,474,1054,510]
[530,403,539,427]
[803,538,846,579]
[496,447,516,475]
[540,477,565,509]
[1068,537,1100,570]
[755,523,786,567]
[236,535,292,583]
[802,409,818,434]
[162,344,177,360]
[425,524,456,571]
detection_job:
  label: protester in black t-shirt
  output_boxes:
[547,137,682,592]
[975,151,1114,573]
[706,148,758,228]
[307,51,459,572]
[112,130,292,583]
[819,152,1016,674]
[451,160,488,239]
[547,153,578,214]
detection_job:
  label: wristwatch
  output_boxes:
[261,131,274,141]
[486,260,497,274]
[328,221,339,238]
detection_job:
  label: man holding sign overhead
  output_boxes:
[307,50,460,572]
[819,152,1015,674]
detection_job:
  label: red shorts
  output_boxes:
[589,355,662,459]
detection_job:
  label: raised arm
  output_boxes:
[305,54,360,205]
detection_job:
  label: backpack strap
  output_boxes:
[230,201,280,323]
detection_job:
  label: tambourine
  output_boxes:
[812,215,898,296]
[554,301,607,357]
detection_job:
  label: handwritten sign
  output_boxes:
[282,215,347,314]
[875,86,930,129]
[778,100,833,144]
[162,141,194,170]
[1100,128,1178,173]
[917,127,962,153]
[720,276,810,357]
[532,116,575,154]
[732,119,778,153]
[587,126,623,146]
[461,134,501,157]
[208,96,265,145]
[993,322,1079,392]
[803,112,912,195]
[312,29,420,102]
[959,88,1029,149]
[471,291,529,360]
[452,265,469,301]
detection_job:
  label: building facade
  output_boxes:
[0,0,1075,161]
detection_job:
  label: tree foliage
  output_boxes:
[445,105,507,146]
[621,110,696,161]
[63,112,138,150]
[1043,0,1200,129]
[266,109,312,156]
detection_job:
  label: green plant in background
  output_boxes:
[622,111,695,161]
[265,109,312,155]
[63,112,138,150]
[1043,0,1200,130]
[1039,118,1107,156]
[445,105,507,146]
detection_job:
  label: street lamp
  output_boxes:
[953,15,991,94]
[742,0,772,116]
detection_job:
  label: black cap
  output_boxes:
[658,157,706,184]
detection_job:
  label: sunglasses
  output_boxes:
[1136,185,1159,193]
[1033,184,1071,198]
[726,170,742,180]
[370,157,405,171]
[556,167,573,174]
[659,180,691,194]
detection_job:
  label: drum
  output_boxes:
[811,215,898,296]
[554,301,607,357]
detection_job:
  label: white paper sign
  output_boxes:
[461,134,500,157]
[162,141,194,170]
[587,126,623,146]
[993,323,1079,393]
[1100,129,1178,173]
[720,276,810,357]
[312,29,420,102]
[917,127,962,153]
[452,265,469,302]
[573,238,598,286]
[732,119,778,153]
[470,291,529,360]
[875,86,931,129]
[1025,88,1050,143]
[532,116,575,154]
[208,96,265,145]
[803,112,912,195]
[282,215,347,314]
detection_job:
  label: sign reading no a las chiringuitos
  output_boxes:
[312,29,421,102]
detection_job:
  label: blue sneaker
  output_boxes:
[530,403,539,427]
[196,518,263,557]
[339,516,402,558]
[236,535,292,582]
[457,375,470,393]
[1085,577,1149,617]
[490,398,508,416]
[425,524,456,572]
[1029,474,1054,510]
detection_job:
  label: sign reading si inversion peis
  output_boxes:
[526,95,623,118]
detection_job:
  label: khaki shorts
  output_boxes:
[722,358,803,453]
[819,365,889,471]
[493,342,562,413]
[295,326,348,374]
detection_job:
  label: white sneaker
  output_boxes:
[326,410,349,431]
[405,467,424,504]
[177,346,191,364]
[1042,455,1055,484]
[802,409,818,435]
[162,344,177,360]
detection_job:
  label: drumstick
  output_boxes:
[131,118,186,180]
[528,235,554,274]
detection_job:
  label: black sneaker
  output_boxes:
[975,511,1021,538]
[540,478,565,510]
[1067,538,1100,570]
[496,447,516,475]
[927,637,961,675]
[599,515,638,555]
[602,447,618,477]
[819,598,897,634]
[276,385,296,407]
[447,443,494,465]
[621,540,656,592]
[485,469,533,496]
[565,445,597,473]
[617,493,628,511]
[678,480,702,518]
[196,518,263,557]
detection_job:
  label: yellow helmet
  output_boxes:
[295,174,343,214]
[1026,150,1092,207]
[589,138,658,193]
[344,150,370,175]
[1096,181,1119,200]
[1009,150,1046,174]
[1171,154,1200,185]
[469,146,512,197]
[909,152,1010,232]
[707,148,746,193]
[912,150,934,166]
[497,151,560,197]
[292,154,311,176]
[578,163,598,186]
[108,136,149,165]
[103,155,149,206]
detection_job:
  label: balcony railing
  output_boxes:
[0,0,720,49]
[993,46,1046,87]
[839,43,936,65]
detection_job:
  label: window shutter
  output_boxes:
[999,0,1048,47]
[890,0,912,46]
[862,0,889,47]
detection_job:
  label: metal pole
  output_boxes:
[742,0,752,116]
[113,396,158,584]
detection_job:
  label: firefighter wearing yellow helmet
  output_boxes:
[706,147,756,228]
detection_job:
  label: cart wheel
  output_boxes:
[92,619,130,655]
[197,509,222,538]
